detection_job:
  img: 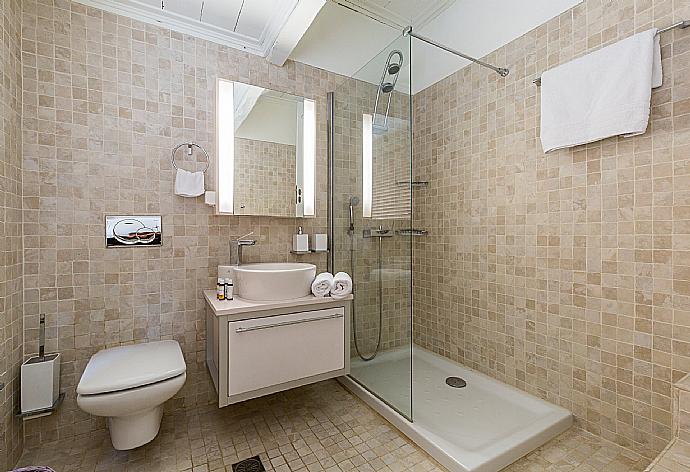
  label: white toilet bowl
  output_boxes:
[76,340,187,450]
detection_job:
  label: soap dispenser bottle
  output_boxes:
[293,226,309,253]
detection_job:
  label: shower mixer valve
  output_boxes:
[363,227,393,238]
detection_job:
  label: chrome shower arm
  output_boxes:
[403,26,509,77]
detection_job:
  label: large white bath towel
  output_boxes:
[540,28,661,153]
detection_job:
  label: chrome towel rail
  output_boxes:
[171,142,210,172]
[657,19,690,35]
[533,20,690,86]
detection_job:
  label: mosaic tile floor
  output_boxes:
[15,379,651,472]
[502,427,649,472]
[645,438,690,472]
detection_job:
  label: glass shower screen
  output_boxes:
[331,34,413,420]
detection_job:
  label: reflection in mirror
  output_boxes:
[215,79,316,217]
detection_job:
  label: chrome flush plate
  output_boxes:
[105,216,162,247]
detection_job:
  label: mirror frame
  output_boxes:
[215,78,316,217]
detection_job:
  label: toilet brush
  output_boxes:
[20,314,61,414]
[38,314,45,360]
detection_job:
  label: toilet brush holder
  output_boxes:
[21,314,61,414]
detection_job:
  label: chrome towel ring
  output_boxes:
[171,142,210,172]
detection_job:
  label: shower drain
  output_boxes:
[232,456,266,472]
[446,376,467,388]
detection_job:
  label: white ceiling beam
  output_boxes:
[267,0,326,66]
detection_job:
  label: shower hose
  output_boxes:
[350,228,383,361]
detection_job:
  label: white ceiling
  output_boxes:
[290,2,401,82]
[289,0,455,86]
[292,0,583,93]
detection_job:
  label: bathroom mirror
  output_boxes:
[216,79,316,217]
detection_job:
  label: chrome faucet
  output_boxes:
[231,232,257,265]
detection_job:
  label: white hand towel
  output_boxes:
[331,272,352,299]
[540,28,660,153]
[311,272,334,297]
[175,168,205,197]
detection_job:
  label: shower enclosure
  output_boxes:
[328,27,573,472]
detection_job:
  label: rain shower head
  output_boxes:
[387,62,401,75]
[372,49,404,131]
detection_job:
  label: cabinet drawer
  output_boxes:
[228,308,345,396]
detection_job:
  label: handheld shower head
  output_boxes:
[349,196,360,232]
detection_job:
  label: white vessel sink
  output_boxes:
[233,263,317,301]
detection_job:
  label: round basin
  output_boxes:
[233,263,317,301]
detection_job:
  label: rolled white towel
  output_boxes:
[311,272,334,297]
[331,272,352,299]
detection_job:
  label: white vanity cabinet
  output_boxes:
[204,291,351,407]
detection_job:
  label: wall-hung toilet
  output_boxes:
[76,340,186,450]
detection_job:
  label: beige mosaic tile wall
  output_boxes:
[0,0,24,467]
[413,0,690,459]
[19,0,336,450]
[674,374,690,442]
[234,138,296,217]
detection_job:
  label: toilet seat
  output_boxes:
[78,340,186,395]
[77,373,186,417]
[76,340,187,450]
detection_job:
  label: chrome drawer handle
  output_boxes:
[235,313,343,333]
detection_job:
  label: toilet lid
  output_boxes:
[77,340,186,395]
